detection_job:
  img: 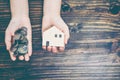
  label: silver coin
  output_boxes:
[10,27,28,56]
[17,45,28,55]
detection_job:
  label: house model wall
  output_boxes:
[42,26,64,47]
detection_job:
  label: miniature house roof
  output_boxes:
[43,26,63,35]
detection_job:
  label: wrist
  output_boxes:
[43,12,60,17]
[10,17,30,25]
[43,15,61,20]
[43,0,61,18]
[11,16,30,21]
[42,15,63,26]
[11,15,29,19]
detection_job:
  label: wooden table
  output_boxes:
[0,0,120,80]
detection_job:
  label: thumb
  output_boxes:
[5,31,12,50]
[64,30,70,44]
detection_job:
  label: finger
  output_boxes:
[9,51,16,61]
[42,46,47,50]
[62,27,70,44]
[64,35,69,44]
[28,39,32,56]
[5,31,12,50]
[5,21,19,50]
[52,46,58,53]
[59,47,65,52]
[19,56,24,60]
[28,43,32,56]
[47,46,52,52]
[24,54,30,61]
[27,27,32,56]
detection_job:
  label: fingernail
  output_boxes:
[25,58,30,61]
[12,57,16,61]
[66,39,69,44]
[29,53,32,56]
[6,47,10,50]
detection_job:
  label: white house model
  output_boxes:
[42,26,64,47]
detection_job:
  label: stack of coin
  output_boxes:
[10,27,28,56]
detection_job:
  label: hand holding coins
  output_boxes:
[10,27,28,56]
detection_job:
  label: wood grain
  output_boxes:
[0,0,120,80]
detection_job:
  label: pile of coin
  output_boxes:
[10,27,28,56]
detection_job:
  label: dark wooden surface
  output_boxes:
[0,0,120,80]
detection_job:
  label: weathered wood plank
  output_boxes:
[0,0,120,80]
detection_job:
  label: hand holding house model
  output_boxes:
[42,26,64,47]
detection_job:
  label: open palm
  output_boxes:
[42,16,70,53]
[5,18,32,61]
